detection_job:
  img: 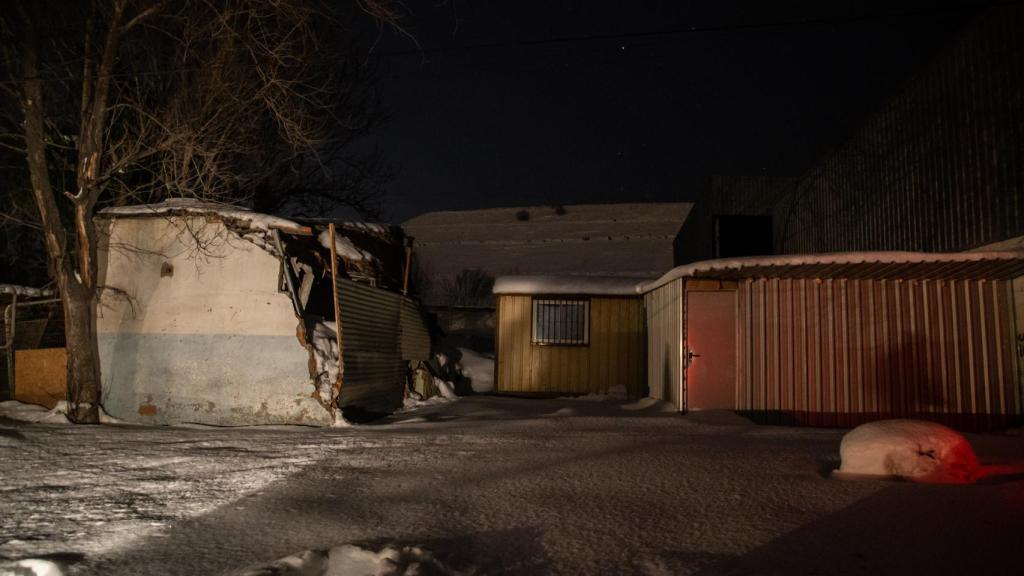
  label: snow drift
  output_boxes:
[837,419,981,484]
[234,542,466,576]
[0,400,120,425]
[0,558,65,576]
[456,348,494,393]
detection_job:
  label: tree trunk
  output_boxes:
[61,271,102,423]
[19,7,102,423]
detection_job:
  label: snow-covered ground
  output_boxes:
[455,348,494,394]
[2,397,1022,575]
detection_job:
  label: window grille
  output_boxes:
[532,298,589,345]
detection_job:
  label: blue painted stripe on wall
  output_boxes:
[98,332,330,426]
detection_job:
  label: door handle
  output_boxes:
[686,350,701,361]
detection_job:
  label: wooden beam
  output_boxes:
[402,239,413,296]
[328,223,345,412]
[270,223,313,236]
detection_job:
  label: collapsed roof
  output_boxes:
[98,199,405,288]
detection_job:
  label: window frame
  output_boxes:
[531,297,591,346]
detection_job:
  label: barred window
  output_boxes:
[532,299,589,345]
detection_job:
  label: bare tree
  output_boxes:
[441,269,495,307]
[0,0,401,422]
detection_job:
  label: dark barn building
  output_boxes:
[677,4,1024,263]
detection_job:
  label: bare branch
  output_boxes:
[121,0,171,33]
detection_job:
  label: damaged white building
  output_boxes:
[95,199,430,426]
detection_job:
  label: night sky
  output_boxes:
[364,1,974,223]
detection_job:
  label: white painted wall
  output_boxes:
[96,216,330,425]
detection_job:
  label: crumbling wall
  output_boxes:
[96,216,332,426]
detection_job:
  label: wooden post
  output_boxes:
[328,224,345,407]
[402,237,413,297]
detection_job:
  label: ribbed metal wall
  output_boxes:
[779,6,1024,254]
[736,278,1021,428]
[676,6,1024,262]
[399,299,431,363]
[496,295,645,396]
[644,282,683,408]
[336,278,430,413]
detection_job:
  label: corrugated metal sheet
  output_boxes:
[778,6,1024,254]
[735,278,1021,429]
[496,295,645,396]
[399,299,431,362]
[644,282,683,408]
[335,278,431,414]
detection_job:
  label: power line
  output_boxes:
[367,1,1013,59]
[0,1,1016,86]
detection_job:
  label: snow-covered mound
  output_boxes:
[433,377,458,400]
[456,348,494,393]
[0,400,121,425]
[837,419,980,484]
[562,384,629,401]
[0,558,64,576]
[0,401,69,424]
[234,542,465,576]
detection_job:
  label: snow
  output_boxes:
[98,198,302,233]
[404,203,691,305]
[640,250,1024,292]
[311,321,340,398]
[433,377,457,400]
[836,419,981,484]
[330,412,352,428]
[317,229,376,263]
[1,397,1022,575]
[0,401,125,425]
[455,348,494,393]
[0,558,64,576]
[492,275,646,296]
[0,285,55,298]
[0,401,70,424]
[399,392,453,414]
[236,542,460,576]
[561,384,630,401]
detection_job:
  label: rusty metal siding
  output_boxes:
[336,278,430,413]
[645,281,683,409]
[495,295,645,396]
[736,277,1021,428]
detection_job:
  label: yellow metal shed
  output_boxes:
[494,276,647,397]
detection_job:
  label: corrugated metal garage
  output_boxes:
[641,252,1024,430]
[494,276,646,397]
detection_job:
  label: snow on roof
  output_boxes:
[404,203,692,300]
[0,284,56,298]
[338,221,392,236]
[98,198,303,233]
[317,229,376,262]
[493,275,648,296]
[639,251,1024,292]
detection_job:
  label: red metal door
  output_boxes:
[685,290,737,410]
